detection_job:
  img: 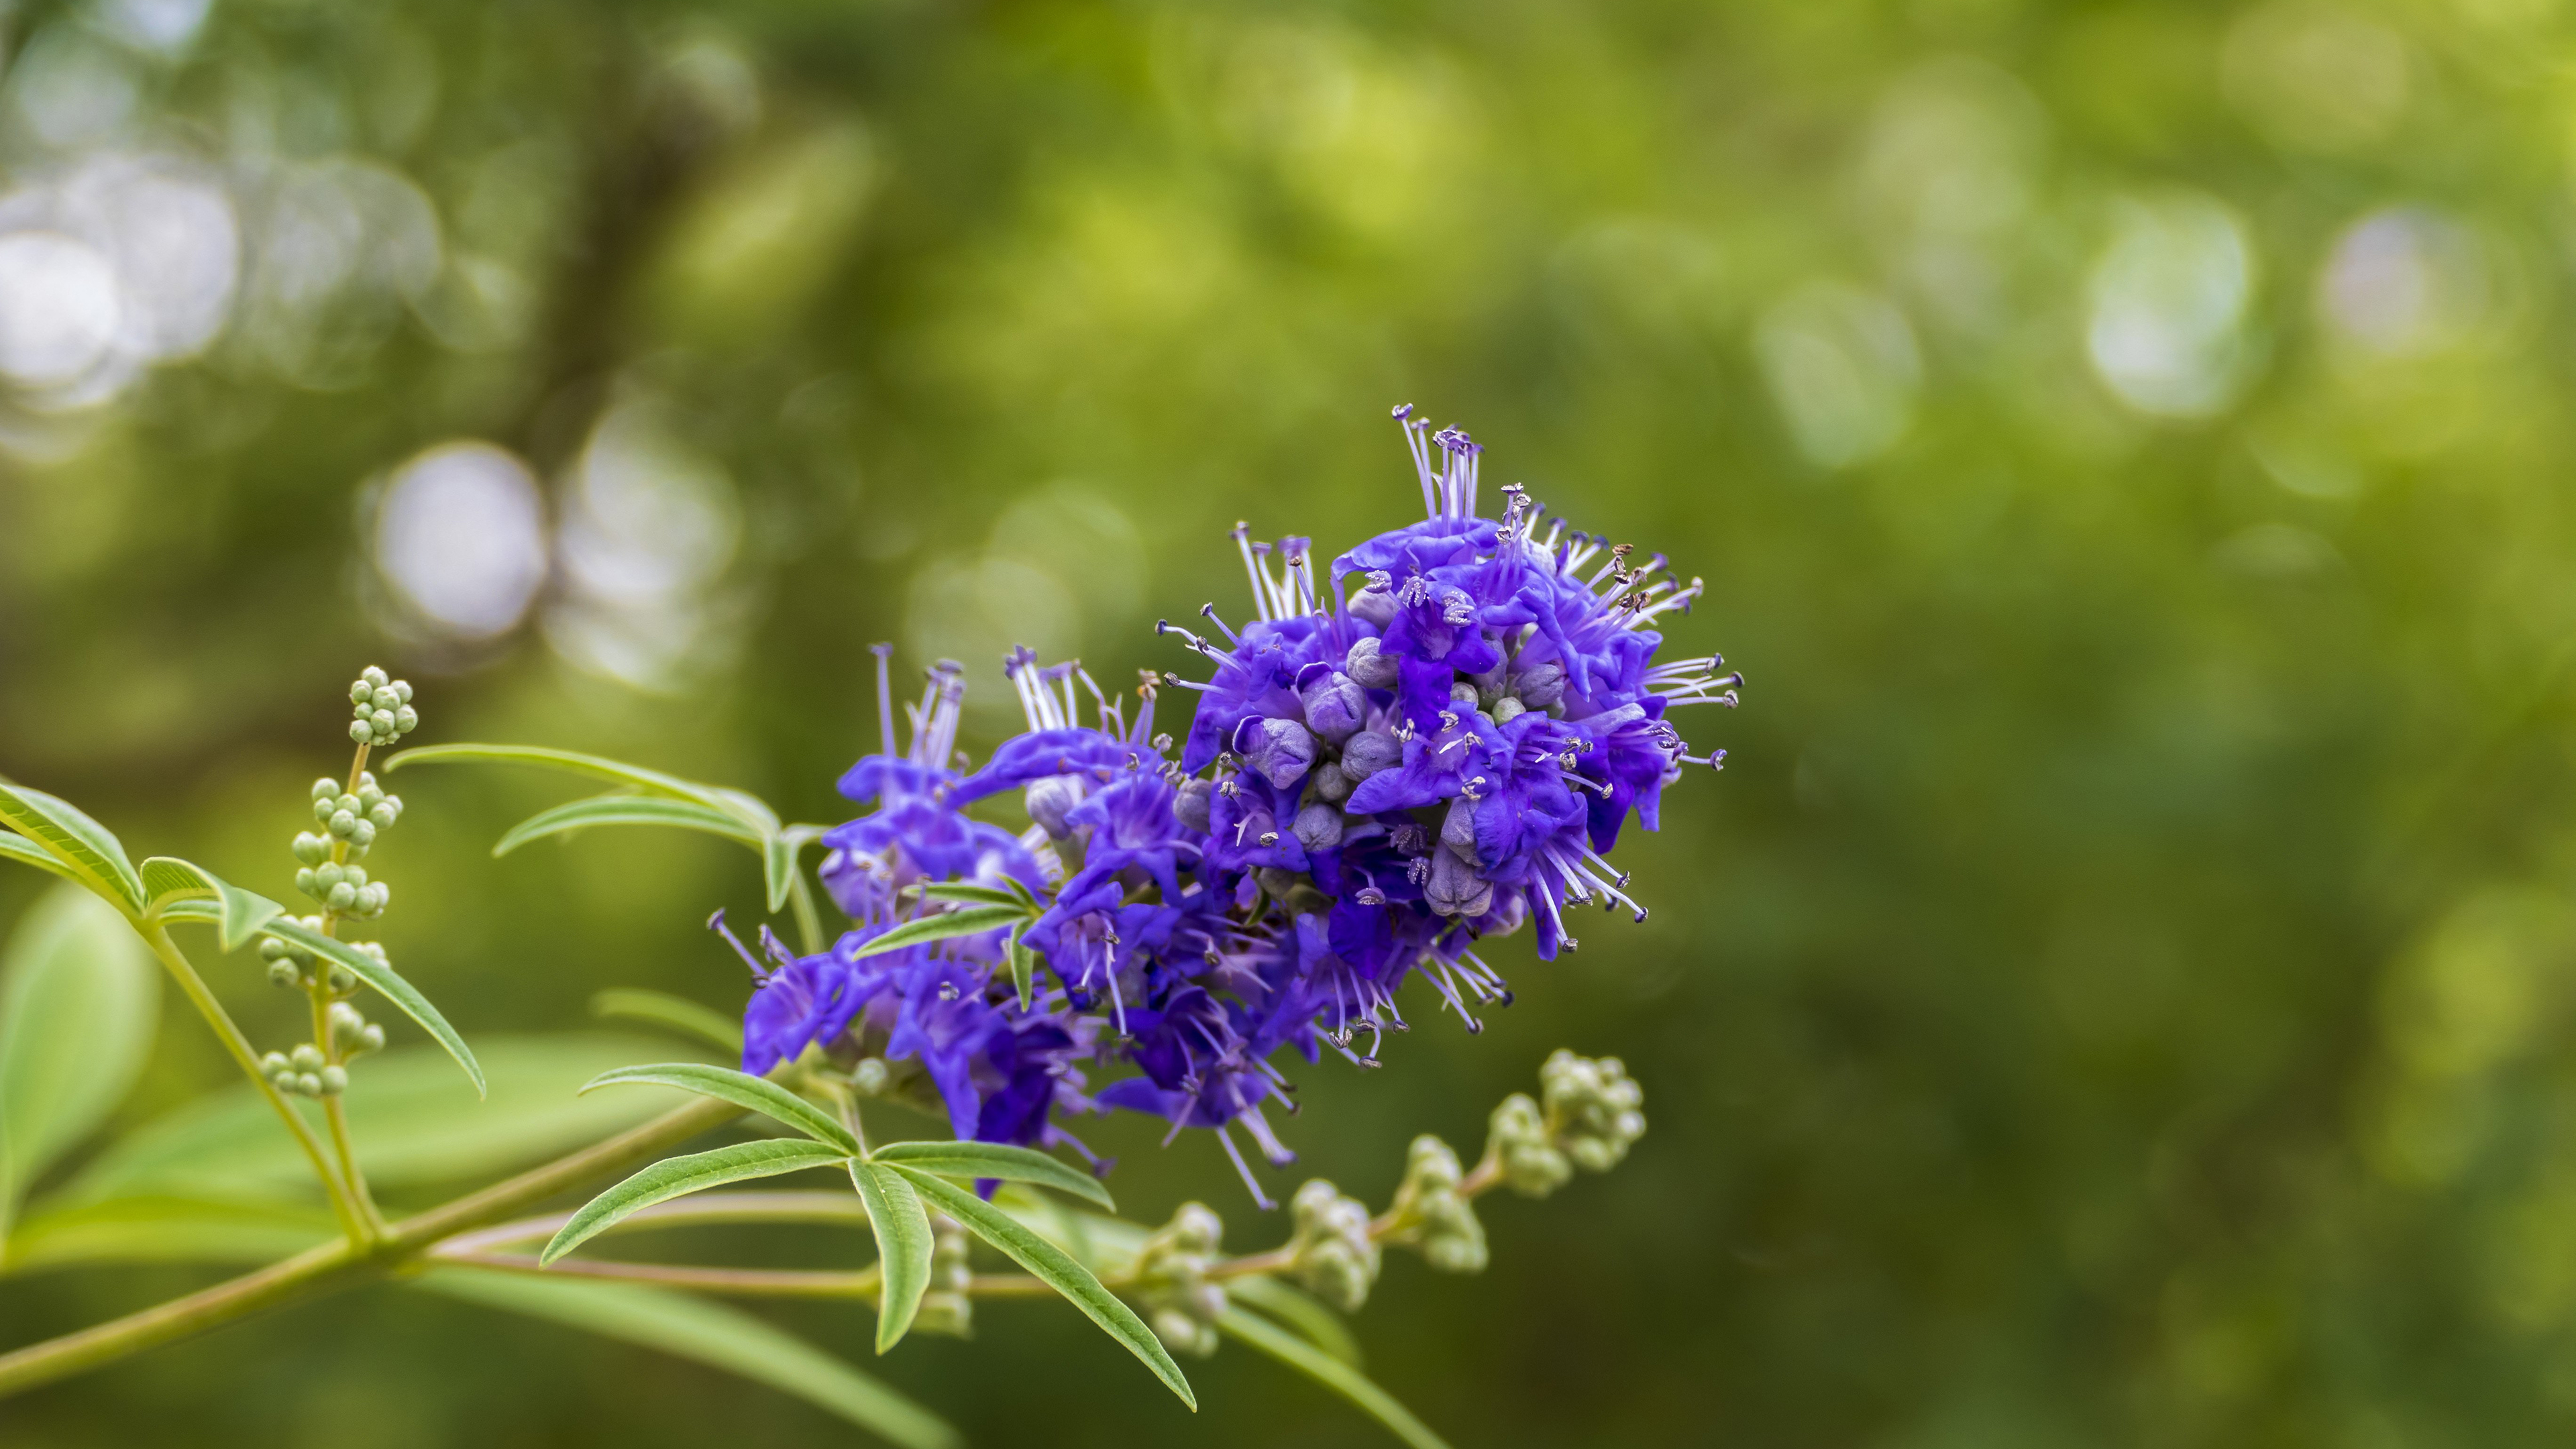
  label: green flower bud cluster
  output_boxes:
[346,667,419,747]
[1133,1202,1226,1358]
[1540,1049,1646,1172]
[1382,1134,1488,1274]
[1285,1179,1381,1312]
[1484,1050,1650,1197]
[255,918,362,992]
[302,771,404,866]
[912,1212,975,1337]
[258,1044,349,1098]
[329,1000,388,1057]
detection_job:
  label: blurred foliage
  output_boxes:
[7,0,2576,1444]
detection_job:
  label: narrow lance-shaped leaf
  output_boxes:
[139,858,282,953]
[417,1269,961,1449]
[851,905,1028,960]
[541,1138,851,1265]
[871,1139,1115,1212]
[0,780,145,916]
[492,795,759,857]
[581,1063,857,1155]
[0,835,84,890]
[763,832,796,914]
[1228,1273,1364,1368]
[1,888,159,1247]
[1007,926,1038,1013]
[590,989,744,1054]
[384,743,782,835]
[848,1161,934,1354]
[259,917,484,1097]
[1219,1307,1452,1449]
[913,882,1024,908]
[895,1167,1197,1411]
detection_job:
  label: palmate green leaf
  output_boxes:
[895,1167,1197,1411]
[848,1161,933,1354]
[55,1035,694,1206]
[0,888,158,1249]
[0,780,145,916]
[260,917,483,1097]
[541,1138,852,1265]
[591,988,745,1054]
[492,794,759,857]
[418,1269,961,1449]
[384,743,781,836]
[1219,1307,1451,1449]
[1228,1273,1364,1368]
[871,1138,1116,1212]
[2,1195,331,1275]
[0,834,84,890]
[851,905,1028,960]
[138,857,282,953]
[582,1063,858,1154]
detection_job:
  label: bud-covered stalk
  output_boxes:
[1134,1202,1228,1358]
[1284,1179,1381,1312]
[1381,1135,1488,1273]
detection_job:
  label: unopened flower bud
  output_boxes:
[1171,778,1214,833]
[1234,717,1316,790]
[328,810,358,839]
[329,965,357,992]
[1338,729,1401,782]
[1294,665,1367,745]
[1344,633,1400,689]
[1540,1050,1647,1173]
[349,820,376,849]
[1291,802,1344,855]
[295,1072,323,1097]
[291,833,328,865]
[319,1065,347,1095]
[349,681,373,705]
[290,1043,325,1073]
[360,1023,386,1053]
[1387,1134,1487,1274]
[368,803,397,830]
[1310,760,1352,804]
[260,1051,290,1076]
[393,705,417,734]
[1492,696,1527,724]
[349,720,373,744]
[362,665,388,688]
[1512,660,1567,710]
[1487,1093,1572,1198]
[1287,1179,1380,1312]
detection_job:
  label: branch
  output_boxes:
[435,1252,880,1299]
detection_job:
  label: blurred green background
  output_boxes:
[5,0,2575,1443]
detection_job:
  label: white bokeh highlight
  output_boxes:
[2086,194,2258,419]
[375,441,551,639]
[1755,282,1922,468]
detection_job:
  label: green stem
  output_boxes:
[436,1252,881,1299]
[317,742,386,1238]
[0,1093,745,1400]
[138,924,368,1242]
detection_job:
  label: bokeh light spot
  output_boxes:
[374,441,550,639]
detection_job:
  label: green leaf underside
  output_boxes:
[915,882,1022,907]
[542,1138,851,1265]
[0,782,145,916]
[0,835,83,889]
[591,989,745,1053]
[1228,1274,1364,1368]
[763,833,796,913]
[894,1167,1196,1411]
[871,1139,1115,1212]
[493,795,759,858]
[582,1063,858,1155]
[1220,1308,1451,1449]
[384,743,780,836]
[417,1269,961,1449]
[260,917,483,1097]
[139,857,282,953]
[1007,929,1036,1012]
[56,1034,693,1206]
[3,1195,331,1275]
[1,888,159,1246]
[849,1161,933,1354]
[850,906,1028,959]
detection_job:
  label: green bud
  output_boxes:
[1286,1179,1380,1312]
[260,1051,290,1075]
[290,1043,324,1072]
[328,810,358,838]
[350,680,374,704]
[369,708,394,734]
[360,1023,386,1053]
[362,665,388,688]
[294,867,319,898]
[1539,1050,1647,1174]
[850,1057,890,1095]
[329,1001,365,1036]
[329,965,357,992]
[349,820,376,849]
[326,882,355,910]
[1488,1093,1572,1198]
[268,959,302,987]
[295,1072,323,1097]
[393,680,413,703]
[368,803,397,830]
[356,783,384,810]
[349,720,373,745]
[319,1065,348,1095]
[1387,1135,1487,1274]
[393,705,418,734]
[290,833,328,865]
[258,938,288,961]
[370,687,400,712]
[313,797,336,824]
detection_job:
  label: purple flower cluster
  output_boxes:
[733,411,1736,1202]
